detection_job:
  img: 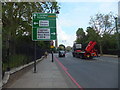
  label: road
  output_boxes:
[54,52,118,88]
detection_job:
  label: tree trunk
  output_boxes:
[99,42,103,56]
[11,31,16,55]
[9,27,16,56]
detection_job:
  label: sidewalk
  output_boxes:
[98,54,118,58]
[4,54,77,88]
[102,54,118,58]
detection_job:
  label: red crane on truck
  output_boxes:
[72,41,98,59]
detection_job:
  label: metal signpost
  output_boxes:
[50,41,54,62]
[32,13,56,72]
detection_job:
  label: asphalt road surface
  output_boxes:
[54,52,118,88]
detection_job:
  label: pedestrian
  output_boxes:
[45,51,48,58]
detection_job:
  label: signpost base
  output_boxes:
[52,51,54,62]
[34,41,37,73]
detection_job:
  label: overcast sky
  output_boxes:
[56,0,118,47]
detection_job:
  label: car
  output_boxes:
[58,50,66,57]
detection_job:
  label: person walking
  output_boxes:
[45,51,48,58]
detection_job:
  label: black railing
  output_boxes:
[2,43,48,78]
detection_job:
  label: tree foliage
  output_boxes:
[75,12,118,55]
[76,28,86,44]
[2,2,60,69]
[2,2,60,50]
[89,12,115,36]
[88,12,117,55]
[66,46,72,52]
[86,27,99,42]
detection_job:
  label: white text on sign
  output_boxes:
[37,28,50,39]
[39,20,49,27]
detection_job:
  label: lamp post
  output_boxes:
[55,10,59,48]
[114,17,120,58]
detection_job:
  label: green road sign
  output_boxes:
[32,13,56,41]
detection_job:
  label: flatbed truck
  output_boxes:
[72,41,98,59]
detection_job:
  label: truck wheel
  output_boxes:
[86,53,91,59]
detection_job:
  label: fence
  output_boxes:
[2,43,47,78]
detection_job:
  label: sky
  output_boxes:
[56,0,118,47]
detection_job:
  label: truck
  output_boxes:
[58,44,66,57]
[72,41,98,59]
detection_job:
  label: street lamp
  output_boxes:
[55,10,59,48]
[114,17,120,58]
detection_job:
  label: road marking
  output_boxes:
[54,57,67,71]
[54,56,84,90]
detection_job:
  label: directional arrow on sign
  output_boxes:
[51,32,56,35]
[34,22,38,25]
[33,14,36,18]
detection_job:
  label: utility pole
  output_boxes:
[55,39,58,48]
[55,10,59,49]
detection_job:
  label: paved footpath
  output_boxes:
[6,54,77,88]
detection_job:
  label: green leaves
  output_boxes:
[89,12,115,35]
[76,28,86,44]
[2,2,60,61]
[2,2,60,42]
[86,27,99,42]
[76,12,118,55]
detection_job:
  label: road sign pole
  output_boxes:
[34,41,37,73]
[52,51,54,62]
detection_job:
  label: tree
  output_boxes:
[40,2,60,13]
[89,12,115,35]
[89,12,116,55]
[2,2,60,62]
[2,2,60,51]
[66,46,72,52]
[86,27,99,43]
[58,44,65,50]
[102,33,117,51]
[76,28,86,44]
